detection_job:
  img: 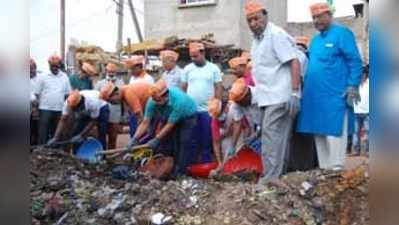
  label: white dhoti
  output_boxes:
[314,112,348,170]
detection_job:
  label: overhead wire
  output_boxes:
[31,1,145,46]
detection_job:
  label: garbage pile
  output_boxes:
[31,149,369,225]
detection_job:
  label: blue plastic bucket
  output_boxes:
[75,137,104,163]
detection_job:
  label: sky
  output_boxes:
[30,0,144,71]
[28,0,366,71]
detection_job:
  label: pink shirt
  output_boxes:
[211,116,251,141]
[244,71,255,86]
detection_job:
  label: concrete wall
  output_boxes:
[144,0,242,47]
[144,0,286,51]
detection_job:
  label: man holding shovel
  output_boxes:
[208,78,262,177]
[131,79,198,177]
[48,90,110,149]
[229,79,263,154]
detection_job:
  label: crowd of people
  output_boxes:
[30,1,369,184]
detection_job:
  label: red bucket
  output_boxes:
[222,147,263,176]
[187,162,219,178]
[187,148,263,178]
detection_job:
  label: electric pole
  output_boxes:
[60,0,65,60]
[116,0,124,52]
[128,0,143,42]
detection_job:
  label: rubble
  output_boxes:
[31,149,369,225]
[75,45,120,65]
[122,34,241,68]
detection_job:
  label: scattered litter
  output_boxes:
[151,213,172,225]
[31,149,369,225]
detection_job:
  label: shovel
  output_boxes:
[97,144,152,163]
[96,144,150,156]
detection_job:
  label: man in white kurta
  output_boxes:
[245,0,301,184]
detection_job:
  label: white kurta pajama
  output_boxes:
[251,22,299,183]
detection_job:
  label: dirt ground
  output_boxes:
[31,147,369,225]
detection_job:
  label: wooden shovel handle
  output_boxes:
[96,144,149,155]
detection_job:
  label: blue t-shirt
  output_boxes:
[144,87,197,124]
[182,61,222,112]
[69,74,93,91]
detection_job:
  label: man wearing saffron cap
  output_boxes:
[69,62,96,91]
[100,81,152,145]
[207,95,237,175]
[297,2,363,170]
[287,36,318,172]
[228,56,251,85]
[182,42,223,163]
[245,0,301,183]
[35,55,71,144]
[229,78,262,154]
[126,55,154,85]
[95,63,124,149]
[132,79,198,177]
[160,50,183,88]
[95,63,124,94]
[48,90,110,149]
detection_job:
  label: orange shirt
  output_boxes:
[120,83,151,114]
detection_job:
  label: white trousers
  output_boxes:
[314,112,348,170]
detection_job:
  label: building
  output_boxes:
[144,0,368,61]
[145,0,275,50]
